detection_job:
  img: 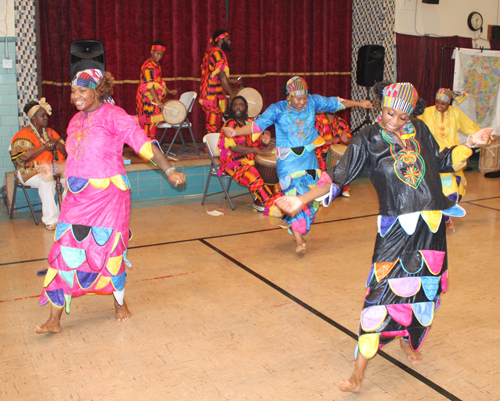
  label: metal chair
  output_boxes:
[8,145,42,224]
[202,133,254,210]
[158,91,199,158]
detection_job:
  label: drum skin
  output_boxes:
[162,100,187,125]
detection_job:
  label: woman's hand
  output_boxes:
[261,130,271,146]
[359,100,373,109]
[275,196,303,215]
[44,139,58,151]
[168,170,186,187]
[168,89,178,96]
[472,127,494,146]
[222,127,237,137]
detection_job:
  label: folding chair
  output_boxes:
[201,133,254,210]
[158,91,199,158]
[8,145,42,224]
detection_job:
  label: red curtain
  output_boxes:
[396,33,472,107]
[228,0,353,122]
[39,0,353,140]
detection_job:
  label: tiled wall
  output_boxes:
[0,40,18,188]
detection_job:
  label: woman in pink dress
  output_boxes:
[35,69,185,333]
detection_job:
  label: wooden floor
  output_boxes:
[1,172,500,401]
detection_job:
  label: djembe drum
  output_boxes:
[479,137,500,173]
[162,100,187,125]
[237,88,263,118]
[255,153,279,184]
[326,144,347,169]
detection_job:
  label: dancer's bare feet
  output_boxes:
[292,229,307,255]
[35,304,63,334]
[339,353,368,393]
[295,241,307,255]
[400,338,423,365]
[115,299,131,322]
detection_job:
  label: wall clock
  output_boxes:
[467,12,483,31]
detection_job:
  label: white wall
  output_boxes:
[0,0,15,38]
[395,0,500,48]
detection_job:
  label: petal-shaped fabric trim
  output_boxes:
[312,136,326,147]
[398,212,420,235]
[421,210,442,233]
[358,333,380,359]
[59,270,75,289]
[60,246,86,269]
[39,291,49,306]
[420,250,446,275]
[123,250,132,268]
[386,304,413,327]
[139,141,154,160]
[447,192,458,203]
[88,178,111,189]
[360,305,387,332]
[67,177,89,193]
[72,225,92,242]
[290,146,305,157]
[375,260,398,282]
[412,302,435,326]
[55,222,71,241]
[95,276,111,290]
[111,271,127,291]
[47,244,61,264]
[113,289,125,307]
[110,175,128,191]
[121,174,130,189]
[441,174,453,187]
[280,175,292,190]
[46,289,65,308]
[400,252,424,275]
[305,143,317,152]
[365,282,388,304]
[285,187,297,196]
[366,264,375,287]
[64,294,71,314]
[441,270,449,293]
[43,267,58,288]
[276,147,292,161]
[421,276,440,301]
[111,233,122,254]
[76,271,100,290]
[106,255,123,276]
[378,216,398,237]
[442,204,466,217]
[92,227,114,246]
[380,329,409,339]
[407,326,430,352]
[388,277,421,297]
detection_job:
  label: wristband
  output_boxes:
[165,167,176,177]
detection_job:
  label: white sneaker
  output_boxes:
[45,223,57,231]
[252,202,265,212]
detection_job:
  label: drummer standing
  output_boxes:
[218,96,283,216]
[315,111,353,197]
[200,29,238,134]
[136,40,178,140]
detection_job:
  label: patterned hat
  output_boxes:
[286,76,308,97]
[382,82,419,114]
[72,69,105,89]
[436,88,468,104]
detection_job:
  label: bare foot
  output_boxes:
[34,316,62,334]
[295,241,307,255]
[115,300,131,322]
[400,338,423,365]
[339,376,362,393]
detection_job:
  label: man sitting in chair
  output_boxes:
[218,96,282,216]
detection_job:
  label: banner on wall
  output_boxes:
[453,48,500,138]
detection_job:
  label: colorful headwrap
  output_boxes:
[286,76,308,97]
[27,97,52,119]
[210,31,229,45]
[71,69,115,104]
[382,82,419,115]
[436,88,468,105]
[151,45,165,52]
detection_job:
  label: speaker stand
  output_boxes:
[351,87,373,135]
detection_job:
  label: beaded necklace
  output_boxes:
[28,123,49,144]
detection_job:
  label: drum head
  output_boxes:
[329,143,347,156]
[255,152,276,166]
[238,88,263,118]
[162,100,187,125]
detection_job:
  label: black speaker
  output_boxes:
[488,25,500,41]
[70,40,105,80]
[356,45,385,87]
[422,0,439,3]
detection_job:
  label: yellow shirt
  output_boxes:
[418,105,479,150]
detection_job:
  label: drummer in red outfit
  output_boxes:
[136,40,178,140]
[218,96,282,216]
[315,111,352,197]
